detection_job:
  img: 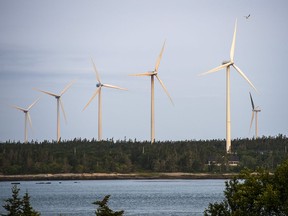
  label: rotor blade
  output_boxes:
[11,105,26,112]
[155,40,166,72]
[230,19,237,62]
[199,62,231,76]
[60,80,76,96]
[249,111,254,133]
[155,75,174,105]
[129,72,155,76]
[83,87,100,111]
[249,92,255,110]
[27,113,33,129]
[27,97,41,110]
[91,58,101,83]
[34,88,58,97]
[102,84,128,91]
[232,64,258,92]
[60,99,67,124]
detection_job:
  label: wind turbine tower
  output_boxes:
[199,20,257,153]
[11,98,40,143]
[35,80,75,142]
[130,41,173,143]
[83,59,127,141]
[249,92,261,138]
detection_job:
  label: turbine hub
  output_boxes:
[96,83,102,88]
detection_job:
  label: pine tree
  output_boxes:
[2,186,40,216]
[22,191,40,216]
[2,185,22,216]
[93,195,124,216]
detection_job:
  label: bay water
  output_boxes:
[0,179,226,215]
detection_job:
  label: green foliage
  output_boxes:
[93,195,124,216]
[0,135,287,175]
[2,185,40,216]
[2,185,22,216]
[204,159,288,215]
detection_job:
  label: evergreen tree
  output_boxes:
[2,186,40,216]
[93,195,124,216]
[2,185,23,216]
[22,191,40,216]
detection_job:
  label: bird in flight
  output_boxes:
[244,14,251,19]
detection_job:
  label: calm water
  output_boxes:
[0,179,226,216]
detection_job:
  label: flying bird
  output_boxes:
[244,14,251,19]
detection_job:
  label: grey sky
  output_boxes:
[0,0,287,142]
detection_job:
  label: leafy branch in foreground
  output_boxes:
[204,159,288,215]
[93,195,124,216]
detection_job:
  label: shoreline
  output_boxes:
[0,172,237,181]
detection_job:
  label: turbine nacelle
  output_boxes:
[222,60,233,65]
[96,83,103,88]
[253,107,261,112]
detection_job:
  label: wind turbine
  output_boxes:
[34,80,75,143]
[199,19,257,153]
[11,98,40,144]
[129,41,173,143]
[83,59,127,141]
[249,92,261,138]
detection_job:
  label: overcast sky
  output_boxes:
[0,0,287,143]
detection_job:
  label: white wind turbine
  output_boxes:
[34,80,75,143]
[83,59,128,141]
[11,98,40,144]
[199,19,257,153]
[249,92,261,138]
[130,41,173,143]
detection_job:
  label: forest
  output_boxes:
[0,134,287,175]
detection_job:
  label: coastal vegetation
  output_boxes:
[0,135,287,175]
[2,186,123,216]
[2,185,40,216]
[204,159,288,215]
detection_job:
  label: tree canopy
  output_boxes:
[0,135,287,175]
[204,159,288,215]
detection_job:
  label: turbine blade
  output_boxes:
[83,88,100,111]
[129,72,155,76]
[60,99,67,124]
[102,84,128,91]
[27,97,41,110]
[60,80,76,96]
[230,19,237,62]
[199,62,230,76]
[11,105,26,112]
[155,75,174,105]
[91,58,101,83]
[232,64,258,92]
[27,113,33,129]
[155,40,166,72]
[249,92,255,110]
[34,88,58,97]
[249,111,254,132]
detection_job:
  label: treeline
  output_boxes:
[0,135,287,175]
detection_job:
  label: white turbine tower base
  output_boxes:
[11,98,40,144]
[130,41,174,144]
[35,80,75,143]
[199,19,257,153]
[83,58,128,141]
[249,92,261,138]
